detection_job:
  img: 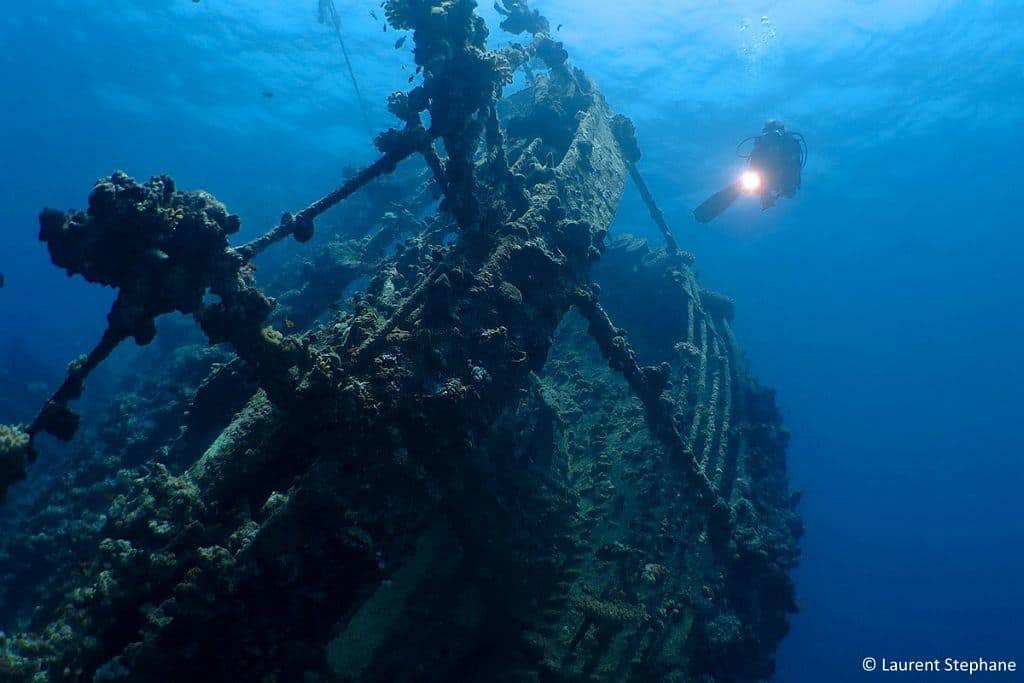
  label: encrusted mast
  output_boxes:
[0,1,800,681]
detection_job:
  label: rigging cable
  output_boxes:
[320,0,374,139]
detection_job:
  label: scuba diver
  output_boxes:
[693,120,807,224]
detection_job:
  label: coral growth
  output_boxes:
[0,425,32,502]
[31,173,280,441]
[39,173,243,341]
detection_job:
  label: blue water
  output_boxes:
[1,2,1022,680]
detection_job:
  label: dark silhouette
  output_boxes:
[694,119,807,223]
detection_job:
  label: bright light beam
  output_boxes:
[740,170,762,193]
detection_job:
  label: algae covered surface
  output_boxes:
[0,1,801,681]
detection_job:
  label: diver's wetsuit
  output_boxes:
[750,129,803,208]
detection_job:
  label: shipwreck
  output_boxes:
[0,1,801,681]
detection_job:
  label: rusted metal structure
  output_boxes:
[0,2,800,681]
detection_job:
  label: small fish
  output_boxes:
[557,23,562,31]
[383,23,387,32]
[394,35,406,49]
[0,272,4,288]
[284,319,295,330]
[370,9,378,20]
[261,90,274,99]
